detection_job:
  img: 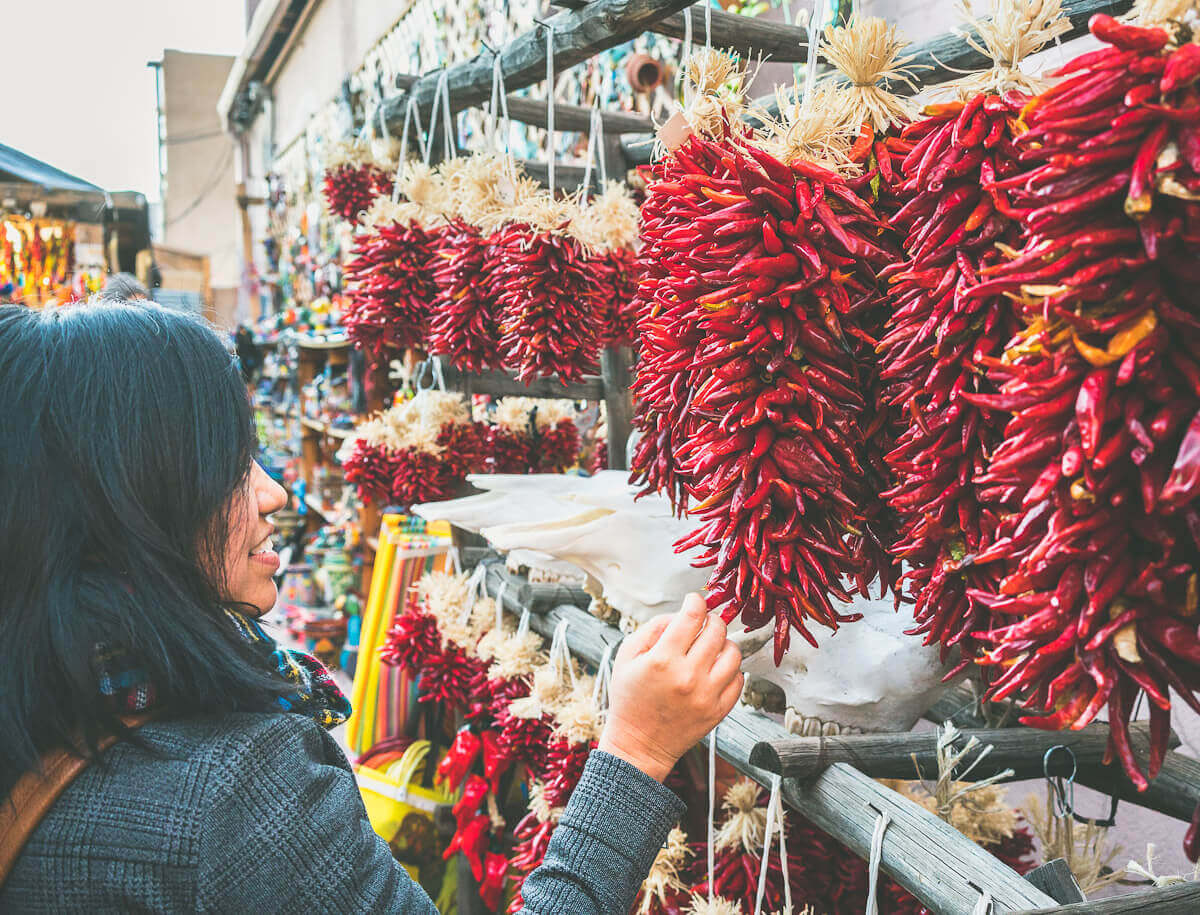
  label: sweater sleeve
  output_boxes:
[518,750,686,914]
[195,714,436,915]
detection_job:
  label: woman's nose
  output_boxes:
[252,462,288,515]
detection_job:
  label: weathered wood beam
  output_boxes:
[1013,881,1200,915]
[1024,859,1086,905]
[517,159,602,193]
[435,356,606,400]
[1074,749,1200,823]
[552,0,812,63]
[382,0,696,135]
[621,0,1137,166]
[501,94,653,134]
[394,73,652,134]
[749,722,1157,782]
[481,560,593,615]
[474,563,1056,915]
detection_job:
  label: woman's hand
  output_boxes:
[597,593,744,782]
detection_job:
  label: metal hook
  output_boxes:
[1043,745,1077,819]
[1042,744,1119,827]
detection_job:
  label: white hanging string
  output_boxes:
[394,95,426,202]
[580,105,607,200]
[864,809,892,915]
[544,23,557,191]
[466,562,488,604]
[439,70,455,161]
[378,104,389,140]
[494,579,510,631]
[516,604,531,638]
[704,0,712,50]
[681,7,693,106]
[972,890,994,915]
[590,640,616,714]
[802,0,827,110]
[753,775,782,915]
[489,53,513,155]
[777,784,792,915]
[548,618,577,688]
[446,543,462,575]
[431,354,447,391]
[707,723,718,904]
[423,70,450,166]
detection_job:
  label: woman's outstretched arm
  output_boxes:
[519,594,744,913]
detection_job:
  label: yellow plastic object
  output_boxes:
[347,515,401,751]
[354,741,453,878]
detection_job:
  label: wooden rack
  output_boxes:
[355,2,1200,910]
[467,557,1200,914]
[434,347,635,472]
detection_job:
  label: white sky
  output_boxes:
[5,0,245,201]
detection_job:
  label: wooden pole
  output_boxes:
[748,722,1156,782]
[380,0,697,134]
[552,0,812,63]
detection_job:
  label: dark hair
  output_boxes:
[0,302,285,792]
[97,272,151,304]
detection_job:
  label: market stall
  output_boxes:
[237,0,1200,909]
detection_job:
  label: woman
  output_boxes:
[0,302,743,913]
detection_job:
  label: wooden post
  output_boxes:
[1013,881,1200,914]
[600,346,633,471]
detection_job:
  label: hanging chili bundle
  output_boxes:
[493,179,600,384]
[635,50,899,661]
[963,7,1200,788]
[631,51,755,513]
[484,397,582,474]
[877,0,1070,674]
[817,15,925,601]
[576,181,642,348]
[343,390,485,508]
[321,139,395,223]
[342,195,440,364]
[427,154,514,373]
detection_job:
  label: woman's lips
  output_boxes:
[250,548,280,572]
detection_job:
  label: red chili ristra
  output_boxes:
[428,218,505,373]
[322,162,393,223]
[494,223,600,384]
[876,93,1024,677]
[342,217,439,364]
[965,14,1200,790]
[632,121,897,661]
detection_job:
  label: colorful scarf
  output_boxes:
[95,608,352,730]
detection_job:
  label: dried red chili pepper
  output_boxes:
[342,206,439,364]
[633,117,897,659]
[878,93,1024,671]
[322,160,393,223]
[967,13,1200,791]
[493,191,600,383]
[428,218,504,373]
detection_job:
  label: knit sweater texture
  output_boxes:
[0,712,684,913]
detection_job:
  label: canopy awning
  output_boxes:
[0,142,104,194]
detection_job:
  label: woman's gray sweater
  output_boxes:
[0,712,684,913]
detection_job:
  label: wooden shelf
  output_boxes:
[295,335,351,351]
[299,415,357,440]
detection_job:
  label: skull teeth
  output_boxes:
[784,708,863,737]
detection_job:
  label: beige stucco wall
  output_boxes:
[162,50,241,293]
